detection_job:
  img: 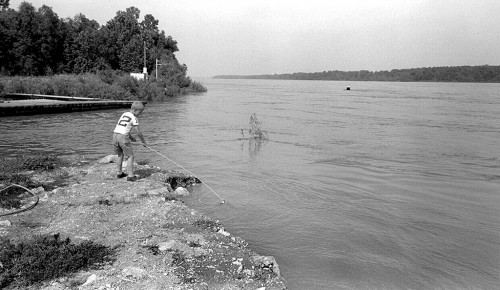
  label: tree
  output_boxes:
[104,7,142,71]
[36,5,65,74]
[0,0,9,10]
[64,13,105,73]
[0,6,16,74]
[12,2,40,75]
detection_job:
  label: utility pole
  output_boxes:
[156,58,166,79]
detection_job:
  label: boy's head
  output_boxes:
[130,101,145,115]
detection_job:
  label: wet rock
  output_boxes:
[250,255,281,276]
[165,174,201,189]
[174,186,189,196]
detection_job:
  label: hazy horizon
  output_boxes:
[8,0,500,77]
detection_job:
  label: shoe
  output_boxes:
[127,176,138,182]
[117,172,127,178]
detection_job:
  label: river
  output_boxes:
[1,79,500,289]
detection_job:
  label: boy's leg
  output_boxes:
[116,153,124,174]
[113,133,127,178]
[127,154,134,177]
[120,140,136,181]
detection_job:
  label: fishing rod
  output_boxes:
[135,143,225,204]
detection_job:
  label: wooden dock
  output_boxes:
[0,93,141,117]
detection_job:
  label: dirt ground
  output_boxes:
[0,157,287,290]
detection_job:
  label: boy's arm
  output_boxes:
[134,125,146,146]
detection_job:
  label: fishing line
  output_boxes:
[139,143,225,204]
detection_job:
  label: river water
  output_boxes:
[1,79,499,289]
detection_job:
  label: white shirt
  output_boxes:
[113,112,139,135]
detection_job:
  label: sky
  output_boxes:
[8,0,500,77]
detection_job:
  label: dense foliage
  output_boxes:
[0,234,116,288]
[0,72,205,100]
[215,65,500,83]
[0,2,206,98]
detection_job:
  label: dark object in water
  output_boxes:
[346,86,351,90]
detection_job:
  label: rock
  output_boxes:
[218,229,230,236]
[185,233,206,246]
[40,192,50,202]
[98,155,117,164]
[250,255,281,276]
[174,186,189,196]
[52,187,65,194]
[146,187,171,196]
[232,258,243,273]
[81,273,97,287]
[0,220,11,227]
[31,186,45,194]
[158,240,178,252]
[243,269,255,277]
[148,172,169,182]
[122,266,148,279]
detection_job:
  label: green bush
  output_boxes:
[115,75,140,96]
[51,75,75,96]
[0,71,206,101]
[138,81,165,101]
[188,81,207,93]
[0,234,116,288]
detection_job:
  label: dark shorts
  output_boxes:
[113,133,134,157]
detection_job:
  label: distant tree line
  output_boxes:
[0,1,206,98]
[214,65,500,83]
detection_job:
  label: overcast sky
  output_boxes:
[9,0,500,77]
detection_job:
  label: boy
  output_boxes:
[113,101,147,181]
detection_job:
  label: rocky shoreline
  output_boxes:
[0,156,287,290]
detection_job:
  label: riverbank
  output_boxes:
[0,156,287,290]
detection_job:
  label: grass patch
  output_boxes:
[0,234,116,288]
[0,154,68,176]
[0,154,71,209]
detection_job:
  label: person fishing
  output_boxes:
[112,101,147,181]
